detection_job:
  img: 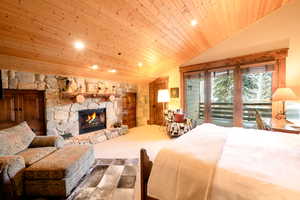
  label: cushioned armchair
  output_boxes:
[0,122,64,199]
[165,110,193,137]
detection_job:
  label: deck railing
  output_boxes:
[198,102,272,122]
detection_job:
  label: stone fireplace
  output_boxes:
[0,69,143,138]
[79,108,106,134]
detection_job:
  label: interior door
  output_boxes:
[122,92,137,128]
[149,77,168,125]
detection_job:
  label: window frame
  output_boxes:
[180,48,288,127]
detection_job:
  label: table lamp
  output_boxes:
[272,87,297,119]
[158,89,170,124]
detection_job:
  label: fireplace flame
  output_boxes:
[86,112,96,123]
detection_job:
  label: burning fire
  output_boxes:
[86,112,96,123]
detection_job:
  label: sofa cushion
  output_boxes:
[0,122,36,156]
[17,147,57,166]
[29,136,64,148]
[24,145,94,180]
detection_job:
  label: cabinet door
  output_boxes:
[19,91,45,135]
[0,91,18,130]
[0,90,45,135]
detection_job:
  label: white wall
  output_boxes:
[183,0,300,96]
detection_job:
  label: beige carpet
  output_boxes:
[93,125,172,200]
[93,125,171,159]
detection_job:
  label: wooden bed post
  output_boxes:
[140,149,155,200]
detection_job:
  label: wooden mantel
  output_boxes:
[61,92,120,102]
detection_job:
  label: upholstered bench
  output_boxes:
[24,145,95,197]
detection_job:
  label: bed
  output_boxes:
[140,123,300,200]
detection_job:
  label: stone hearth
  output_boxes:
[64,126,129,145]
[47,99,118,137]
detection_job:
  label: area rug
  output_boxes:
[28,158,138,200]
[68,158,139,200]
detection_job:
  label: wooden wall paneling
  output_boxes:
[272,61,279,93]
[0,0,290,82]
[277,57,286,88]
[234,66,243,127]
[271,57,286,119]
[204,70,211,122]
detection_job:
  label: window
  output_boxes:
[184,65,275,127]
[210,70,234,127]
[181,49,287,128]
[184,72,205,124]
[242,65,273,128]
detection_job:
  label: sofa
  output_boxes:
[0,121,95,199]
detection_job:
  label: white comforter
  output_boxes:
[147,123,300,200]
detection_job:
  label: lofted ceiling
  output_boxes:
[0,0,291,83]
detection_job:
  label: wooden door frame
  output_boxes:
[149,77,169,125]
[180,48,288,126]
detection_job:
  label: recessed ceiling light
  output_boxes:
[89,64,99,70]
[191,19,198,26]
[138,62,143,67]
[73,41,85,50]
[108,69,117,73]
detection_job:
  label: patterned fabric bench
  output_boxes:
[24,145,95,197]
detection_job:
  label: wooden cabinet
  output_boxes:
[0,89,46,135]
[122,92,136,128]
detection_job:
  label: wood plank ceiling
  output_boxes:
[0,0,291,83]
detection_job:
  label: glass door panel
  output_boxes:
[210,70,234,126]
[184,72,205,125]
[242,65,273,128]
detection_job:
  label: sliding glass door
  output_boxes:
[183,63,275,128]
[242,65,273,128]
[210,70,234,127]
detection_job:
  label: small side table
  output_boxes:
[271,120,300,134]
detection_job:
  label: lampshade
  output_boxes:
[272,88,297,101]
[157,89,170,103]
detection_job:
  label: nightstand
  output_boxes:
[271,120,300,134]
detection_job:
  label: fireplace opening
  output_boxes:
[79,108,106,134]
